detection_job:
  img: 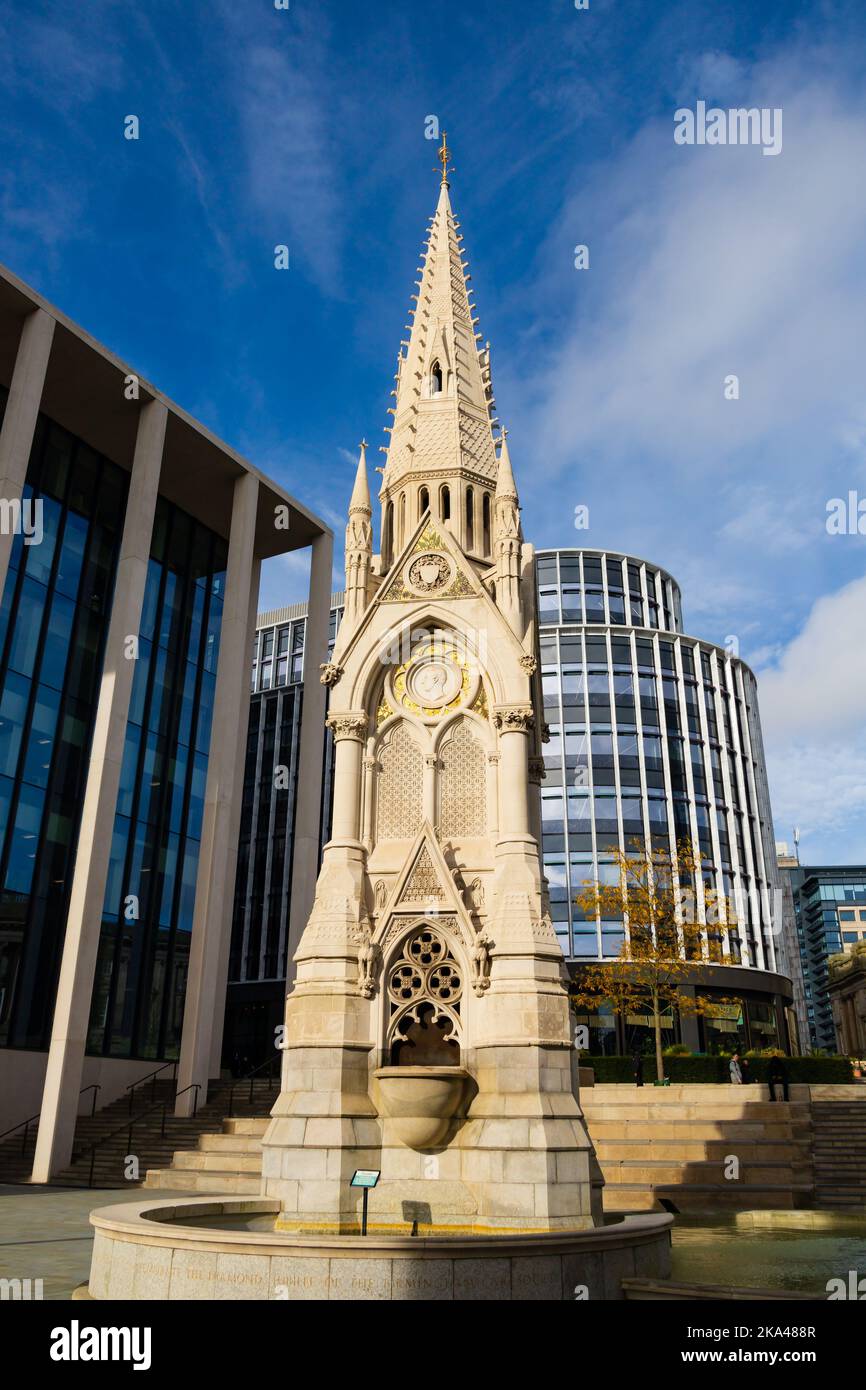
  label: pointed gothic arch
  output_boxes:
[436,714,488,838]
[385,921,464,1065]
[374,719,424,842]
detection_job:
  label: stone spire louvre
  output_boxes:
[380,150,499,507]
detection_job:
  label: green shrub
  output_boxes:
[581,1054,854,1084]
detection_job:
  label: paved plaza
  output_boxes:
[0,1185,195,1301]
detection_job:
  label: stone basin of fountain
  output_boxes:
[371,1065,472,1148]
[80,1196,673,1301]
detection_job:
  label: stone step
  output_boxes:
[198,1132,263,1153]
[586,1120,800,1141]
[599,1159,805,1186]
[143,1167,260,1194]
[583,1103,809,1123]
[602,1183,809,1213]
[595,1139,803,1162]
[170,1150,262,1174]
[223,1118,269,1136]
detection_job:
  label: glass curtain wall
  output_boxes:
[0,406,128,1049]
[87,498,227,1060]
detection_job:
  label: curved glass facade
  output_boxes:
[537,550,683,633]
[537,549,781,983]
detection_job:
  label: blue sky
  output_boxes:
[2,0,865,863]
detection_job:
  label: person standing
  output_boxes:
[729,1051,743,1084]
[767,1054,789,1102]
[740,1055,752,1085]
[632,1047,644,1088]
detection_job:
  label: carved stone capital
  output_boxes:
[326,712,367,741]
[319,662,344,687]
[492,704,535,734]
[528,756,547,783]
[519,654,538,675]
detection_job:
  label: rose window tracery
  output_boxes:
[387,926,463,1065]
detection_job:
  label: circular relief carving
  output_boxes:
[428,962,461,1001]
[387,638,479,722]
[405,654,463,709]
[407,929,444,968]
[405,552,453,596]
[389,962,424,1002]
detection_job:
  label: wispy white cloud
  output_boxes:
[223,7,344,295]
[757,572,866,861]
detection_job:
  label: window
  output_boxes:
[465,487,474,549]
[430,360,443,394]
[440,484,450,521]
[383,501,394,567]
[482,493,491,555]
[419,486,429,516]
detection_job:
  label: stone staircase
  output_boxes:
[145,1116,267,1194]
[141,1082,866,1213]
[581,1084,813,1213]
[811,1100,866,1208]
[0,1078,280,1188]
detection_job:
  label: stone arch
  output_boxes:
[374,719,424,842]
[353,603,514,716]
[435,714,488,839]
[384,921,464,1065]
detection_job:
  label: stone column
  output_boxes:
[31,398,166,1181]
[495,707,533,835]
[423,753,437,824]
[285,531,333,974]
[0,308,55,600]
[327,714,367,843]
[175,471,259,1115]
[527,754,545,846]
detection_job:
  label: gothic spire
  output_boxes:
[379,144,500,563]
[343,440,372,628]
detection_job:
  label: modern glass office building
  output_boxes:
[537,548,795,1054]
[0,263,330,1176]
[223,547,797,1064]
[223,598,342,1071]
[777,864,866,1051]
[0,395,129,1051]
[86,500,229,1061]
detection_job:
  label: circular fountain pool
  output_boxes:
[82,1196,673,1301]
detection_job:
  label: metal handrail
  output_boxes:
[0,1085,101,1156]
[224,1052,281,1118]
[126,1059,178,1113]
[176,1083,201,1119]
[72,1084,202,1187]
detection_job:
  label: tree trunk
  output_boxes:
[653,991,664,1082]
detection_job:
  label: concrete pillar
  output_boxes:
[207,554,261,1079]
[176,471,259,1114]
[285,530,333,975]
[0,308,55,600]
[31,398,166,1181]
[678,985,702,1051]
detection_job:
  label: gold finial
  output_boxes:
[435,130,454,185]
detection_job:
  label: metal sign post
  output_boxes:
[349,1169,381,1236]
